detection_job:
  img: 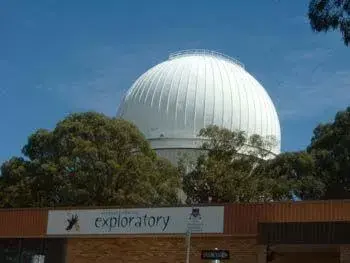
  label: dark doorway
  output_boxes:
[0,238,66,263]
[258,221,350,244]
[269,251,339,263]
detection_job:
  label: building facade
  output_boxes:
[2,201,350,263]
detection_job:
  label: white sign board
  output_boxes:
[46,206,224,235]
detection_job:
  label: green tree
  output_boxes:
[261,152,325,200]
[0,112,180,208]
[308,0,350,46]
[182,125,279,204]
[181,125,324,204]
[307,107,350,199]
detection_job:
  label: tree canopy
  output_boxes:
[308,0,350,46]
[2,107,350,208]
[307,107,350,199]
[0,112,181,208]
[261,151,324,201]
[181,125,322,204]
[182,105,350,203]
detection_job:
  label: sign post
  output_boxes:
[185,207,203,263]
[185,229,191,263]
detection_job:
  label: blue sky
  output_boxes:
[0,0,349,163]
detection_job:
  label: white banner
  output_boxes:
[46,206,224,235]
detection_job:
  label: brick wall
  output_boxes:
[66,235,257,263]
[0,209,47,237]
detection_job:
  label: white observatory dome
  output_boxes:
[117,50,281,164]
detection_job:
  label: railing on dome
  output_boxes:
[168,49,245,68]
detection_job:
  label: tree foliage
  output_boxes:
[3,106,350,208]
[181,125,325,204]
[308,0,350,46]
[261,152,324,200]
[0,112,181,208]
[182,126,281,203]
[307,107,350,199]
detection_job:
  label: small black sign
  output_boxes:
[201,250,230,260]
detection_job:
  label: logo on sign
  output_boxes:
[65,213,80,232]
[189,208,201,219]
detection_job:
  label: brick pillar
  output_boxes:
[256,245,266,263]
[340,246,350,263]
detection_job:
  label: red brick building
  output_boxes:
[1,200,350,263]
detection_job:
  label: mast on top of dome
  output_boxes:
[168,49,245,69]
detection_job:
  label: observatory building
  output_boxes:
[117,50,281,164]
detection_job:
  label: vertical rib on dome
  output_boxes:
[118,50,281,164]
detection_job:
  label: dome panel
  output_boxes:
[118,50,281,157]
